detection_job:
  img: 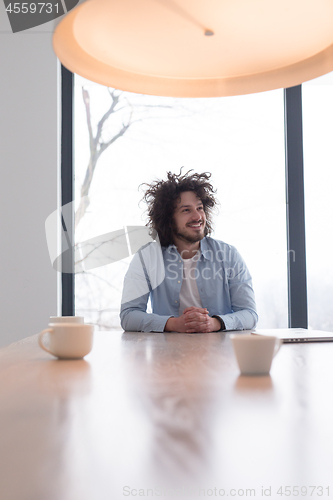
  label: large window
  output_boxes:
[73,75,287,329]
[303,72,333,330]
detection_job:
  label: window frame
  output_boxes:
[61,70,308,327]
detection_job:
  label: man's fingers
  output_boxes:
[183,307,209,315]
[185,312,209,320]
[185,319,209,331]
[185,316,209,325]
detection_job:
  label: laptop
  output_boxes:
[251,328,333,343]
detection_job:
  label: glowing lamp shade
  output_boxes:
[53,0,333,97]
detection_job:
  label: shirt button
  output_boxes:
[179,260,181,263]
[178,280,180,283]
[175,300,178,303]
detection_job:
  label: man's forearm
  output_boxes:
[164,317,178,332]
[121,308,172,332]
[212,315,225,330]
[220,309,258,331]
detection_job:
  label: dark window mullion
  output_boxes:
[61,64,74,316]
[284,85,308,328]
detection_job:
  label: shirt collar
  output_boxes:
[165,237,212,260]
[199,237,212,260]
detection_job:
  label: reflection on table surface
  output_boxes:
[0,330,332,500]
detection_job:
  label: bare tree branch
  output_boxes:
[95,92,120,145]
[82,88,94,150]
[75,88,132,229]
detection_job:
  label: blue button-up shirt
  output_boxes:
[120,237,258,332]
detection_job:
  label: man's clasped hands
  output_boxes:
[164,307,221,333]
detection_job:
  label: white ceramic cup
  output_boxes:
[231,334,282,375]
[49,316,84,324]
[38,323,94,359]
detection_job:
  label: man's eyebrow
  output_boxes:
[178,203,204,209]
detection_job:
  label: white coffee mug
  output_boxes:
[231,334,282,375]
[49,316,84,324]
[39,323,94,359]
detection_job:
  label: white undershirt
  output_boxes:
[179,252,203,315]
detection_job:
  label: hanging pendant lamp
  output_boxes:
[53,0,333,97]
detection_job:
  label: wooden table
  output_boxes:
[0,330,332,500]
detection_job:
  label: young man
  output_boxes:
[120,171,258,333]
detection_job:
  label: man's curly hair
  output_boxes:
[141,170,218,247]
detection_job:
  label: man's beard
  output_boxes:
[172,223,205,244]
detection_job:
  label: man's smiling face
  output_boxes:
[172,191,206,244]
